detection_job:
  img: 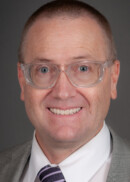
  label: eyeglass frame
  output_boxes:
[20,60,114,89]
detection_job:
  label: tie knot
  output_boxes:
[37,164,66,182]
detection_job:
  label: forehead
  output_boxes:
[23,16,108,63]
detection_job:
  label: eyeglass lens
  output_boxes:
[25,61,104,88]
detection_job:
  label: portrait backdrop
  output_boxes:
[0,0,130,151]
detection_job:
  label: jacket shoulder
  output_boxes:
[0,140,32,163]
[0,141,32,181]
[107,129,130,182]
[111,129,130,154]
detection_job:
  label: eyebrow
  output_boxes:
[31,54,95,64]
[72,52,97,60]
[32,58,52,63]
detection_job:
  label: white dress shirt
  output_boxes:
[22,123,112,182]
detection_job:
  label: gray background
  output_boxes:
[0,0,130,151]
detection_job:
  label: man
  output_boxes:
[0,0,130,181]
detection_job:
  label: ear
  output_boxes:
[17,62,25,101]
[110,60,120,100]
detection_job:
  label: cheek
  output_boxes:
[23,85,50,104]
[94,79,112,119]
[78,78,111,119]
[23,86,50,123]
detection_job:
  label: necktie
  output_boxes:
[36,164,66,182]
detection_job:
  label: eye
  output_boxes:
[39,66,49,73]
[79,65,89,72]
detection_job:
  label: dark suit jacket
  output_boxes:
[0,129,130,182]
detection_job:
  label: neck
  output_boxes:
[35,133,90,164]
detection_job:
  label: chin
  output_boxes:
[51,126,80,142]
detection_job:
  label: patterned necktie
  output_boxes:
[36,164,66,182]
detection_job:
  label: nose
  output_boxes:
[51,71,77,100]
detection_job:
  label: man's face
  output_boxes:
[18,16,119,149]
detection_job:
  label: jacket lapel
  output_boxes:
[106,129,130,182]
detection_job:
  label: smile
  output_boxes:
[49,107,82,115]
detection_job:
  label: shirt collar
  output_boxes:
[27,122,111,182]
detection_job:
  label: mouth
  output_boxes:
[48,107,82,115]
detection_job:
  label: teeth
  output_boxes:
[49,108,81,115]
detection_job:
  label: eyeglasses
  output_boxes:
[20,60,113,89]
